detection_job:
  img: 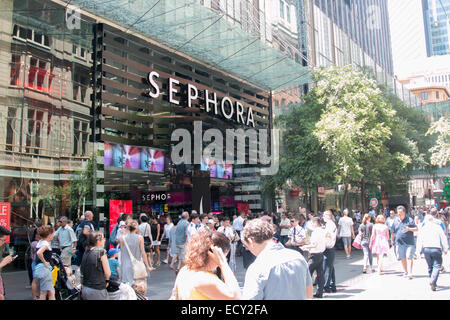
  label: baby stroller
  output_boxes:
[50,253,81,300]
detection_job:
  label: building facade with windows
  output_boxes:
[422,0,450,57]
[0,0,312,271]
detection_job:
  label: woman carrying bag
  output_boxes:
[120,220,154,286]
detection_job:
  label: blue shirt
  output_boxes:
[175,219,189,246]
[54,225,77,248]
[392,216,416,246]
[108,258,119,277]
[242,243,312,300]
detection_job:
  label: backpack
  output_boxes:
[110,224,119,245]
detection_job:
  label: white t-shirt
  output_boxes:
[309,228,326,254]
[187,222,198,242]
[164,223,174,239]
[324,220,337,248]
[338,216,354,237]
[279,218,291,236]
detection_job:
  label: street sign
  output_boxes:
[370,198,378,207]
[0,203,11,244]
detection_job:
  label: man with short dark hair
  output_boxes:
[233,211,245,256]
[187,213,199,242]
[0,226,17,300]
[198,214,209,231]
[242,219,313,300]
[391,205,418,279]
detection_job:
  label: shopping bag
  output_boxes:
[352,234,362,249]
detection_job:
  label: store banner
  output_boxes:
[192,176,211,214]
[0,203,11,244]
[237,203,250,214]
[109,200,132,239]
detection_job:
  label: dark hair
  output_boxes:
[87,231,104,248]
[0,225,10,237]
[37,225,54,239]
[223,216,231,222]
[190,213,199,221]
[140,215,148,223]
[199,214,208,220]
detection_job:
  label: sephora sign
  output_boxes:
[147,71,256,127]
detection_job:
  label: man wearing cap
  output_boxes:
[54,216,77,268]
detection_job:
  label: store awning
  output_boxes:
[62,0,310,91]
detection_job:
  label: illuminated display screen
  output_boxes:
[104,142,164,172]
[200,157,233,179]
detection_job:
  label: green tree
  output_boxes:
[313,65,413,212]
[426,116,450,168]
[68,154,96,219]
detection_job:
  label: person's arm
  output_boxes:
[116,265,120,279]
[160,226,166,242]
[306,284,313,299]
[157,224,161,242]
[351,221,356,239]
[439,228,449,253]
[100,253,111,283]
[195,246,241,300]
[139,235,153,272]
[337,222,341,238]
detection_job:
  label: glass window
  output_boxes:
[286,4,290,23]
[421,92,428,100]
[280,0,284,19]
[436,91,440,99]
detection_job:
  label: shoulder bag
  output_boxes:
[123,235,148,280]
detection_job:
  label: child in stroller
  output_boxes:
[49,253,81,300]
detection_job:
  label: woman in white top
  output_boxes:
[161,216,174,264]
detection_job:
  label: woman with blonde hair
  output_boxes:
[170,230,241,300]
[120,220,154,286]
[370,215,390,275]
[358,214,373,273]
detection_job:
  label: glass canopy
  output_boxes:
[62,0,310,91]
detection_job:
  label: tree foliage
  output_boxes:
[426,116,450,168]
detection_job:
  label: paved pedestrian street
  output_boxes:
[3,248,449,300]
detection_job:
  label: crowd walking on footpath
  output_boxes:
[0,204,449,300]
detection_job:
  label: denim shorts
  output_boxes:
[341,237,352,246]
[34,264,54,291]
[396,244,415,260]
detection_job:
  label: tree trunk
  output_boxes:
[360,178,367,213]
[343,183,349,210]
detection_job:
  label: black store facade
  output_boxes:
[0,0,272,271]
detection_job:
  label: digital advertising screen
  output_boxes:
[104,142,164,173]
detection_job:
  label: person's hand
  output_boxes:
[44,261,51,269]
[1,255,14,266]
[208,245,228,267]
[147,266,155,272]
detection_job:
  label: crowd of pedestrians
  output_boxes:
[0,204,449,300]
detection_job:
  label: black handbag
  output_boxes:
[106,279,121,292]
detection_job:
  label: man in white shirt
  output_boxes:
[301,217,326,298]
[218,217,238,272]
[323,210,337,293]
[186,213,199,242]
[233,211,245,256]
[337,209,355,259]
[285,215,306,253]
[416,214,449,291]
[198,214,209,231]
[278,213,291,245]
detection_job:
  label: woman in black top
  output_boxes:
[75,225,90,266]
[80,231,111,300]
[151,216,161,266]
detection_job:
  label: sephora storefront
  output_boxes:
[0,0,310,271]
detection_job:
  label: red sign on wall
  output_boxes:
[109,200,132,236]
[0,203,11,244]
[237,203,250,215]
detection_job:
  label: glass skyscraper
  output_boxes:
[423,0,450,56]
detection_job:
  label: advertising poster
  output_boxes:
[104,142,164,172]
[109,200,132,242]
[0,203,11,244]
